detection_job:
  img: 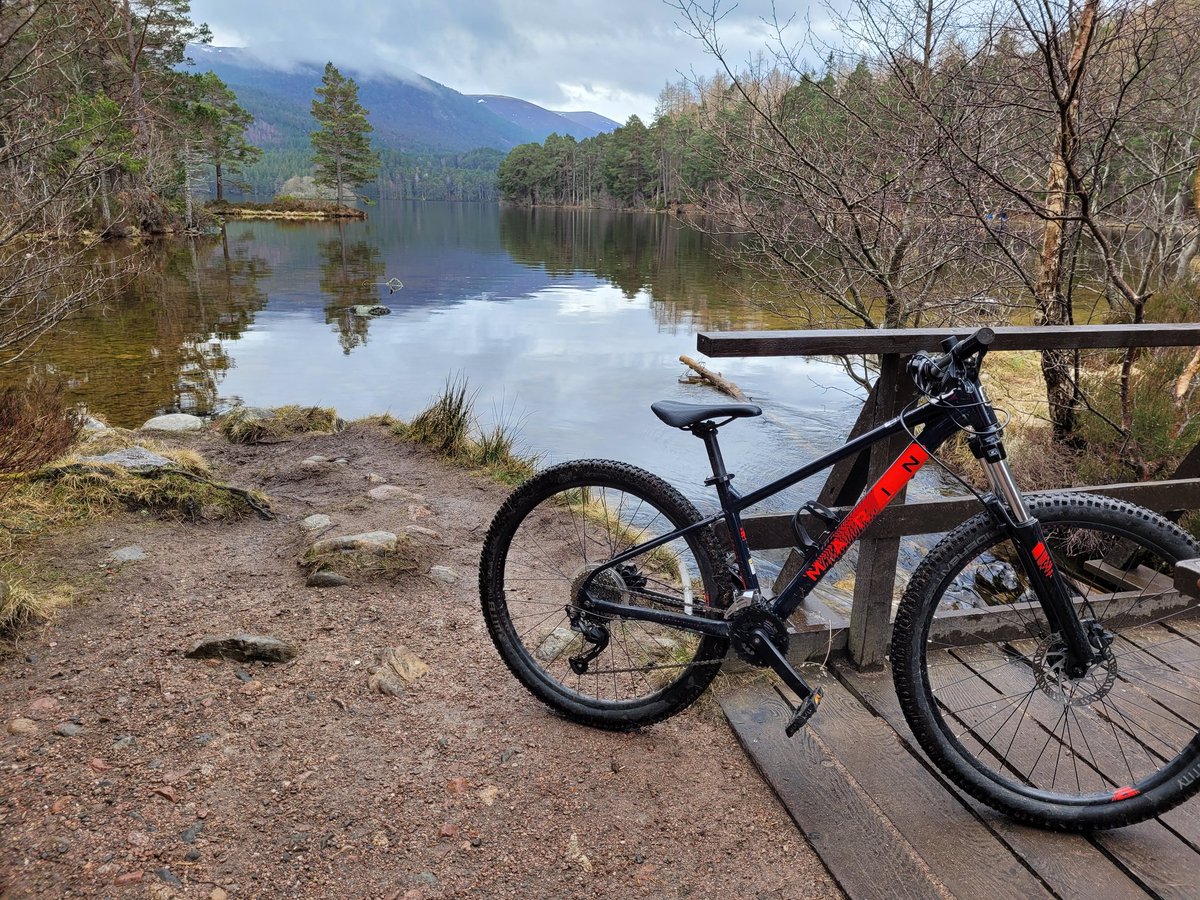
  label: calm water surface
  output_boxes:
[21,202,948,526]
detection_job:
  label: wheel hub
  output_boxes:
[570,563,644,608]
[1032,630,1118,706]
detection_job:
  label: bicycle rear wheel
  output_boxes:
[479,459,732,730]
[892,493,1200,830]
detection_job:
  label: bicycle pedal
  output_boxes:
[785,690,822,737]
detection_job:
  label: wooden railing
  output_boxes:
[698,323,1200,669]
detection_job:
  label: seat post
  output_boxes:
[693,422,759,593]
[692,422,732,487]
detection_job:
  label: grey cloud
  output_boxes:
[190,0,811,120]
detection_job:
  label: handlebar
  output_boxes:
[908,327,995,397]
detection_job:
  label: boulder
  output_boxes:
[310,531,397,554]
[141,413,205,432]
[185,634,297,664]
[79,447,173,471]
[300,514,332,531]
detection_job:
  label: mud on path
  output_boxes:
[0,424,839,899]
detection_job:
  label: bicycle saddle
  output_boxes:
[650,400,762,429]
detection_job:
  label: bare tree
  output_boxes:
[0,1,133,366]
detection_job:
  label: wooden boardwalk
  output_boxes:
[721,616,1200,900]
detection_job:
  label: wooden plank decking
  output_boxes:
[720,616,1200,900]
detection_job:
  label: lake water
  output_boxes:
[21,202,893,518]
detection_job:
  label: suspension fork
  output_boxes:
[981,458,1097,676]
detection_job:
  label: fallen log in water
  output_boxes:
[679,355,748,401]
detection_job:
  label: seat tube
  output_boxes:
[694,424,759,593]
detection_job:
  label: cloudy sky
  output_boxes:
[189,0,833,122]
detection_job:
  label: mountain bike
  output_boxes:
[479,327,1200,831]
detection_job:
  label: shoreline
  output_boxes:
[0,419,837,898]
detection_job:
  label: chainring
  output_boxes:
[729,606,789,667]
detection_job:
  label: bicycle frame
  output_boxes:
[579,399,958,639]
[579,390,1096,672]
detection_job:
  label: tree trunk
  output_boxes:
[215,162,225,203]
[98,169,112,231]
[335,153,344,205]
[120,0,149,144]
[1035,0,1098,441]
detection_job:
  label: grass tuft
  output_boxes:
[395,376,539,485]
[0,571,73,637]
[220,405,342,445]
[403,376,474,456]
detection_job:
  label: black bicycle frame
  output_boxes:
[579,399,960,639]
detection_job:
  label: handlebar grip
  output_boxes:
[910,327,995,396]
[951,326,995,361]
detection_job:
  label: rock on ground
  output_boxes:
[79,448,174,471]
[376,646,429,682]
[108,545,147,563]
[185,634,298,663]
[367,485,422,502]
[140,413,206,432]
[300,514,332,531]
[306,571,351,588]
[367,670,406,697]
[429,565,458,584]
[310,531,397,554]
[7,718,37,735]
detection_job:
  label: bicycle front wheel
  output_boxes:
[479,460,732,730]
[893,493,1200,830]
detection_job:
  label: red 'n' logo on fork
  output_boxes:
[1031,541,1054,578]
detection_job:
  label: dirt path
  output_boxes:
[1,424,840,899]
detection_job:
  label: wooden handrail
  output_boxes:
[696,321,1200,669]
[698,323,1200,358]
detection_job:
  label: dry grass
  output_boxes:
[220,405,342,445]
[0,574,73,636]
[394,377,538,485]
[0,428,268,637]
[0,380,82,498]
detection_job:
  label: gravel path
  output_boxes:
[0,424,840,899]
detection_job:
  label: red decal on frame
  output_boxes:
[803,443,929,582]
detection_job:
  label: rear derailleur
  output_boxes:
[565,604,610,675]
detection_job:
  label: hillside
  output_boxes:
[467,95,619,141]
[187,45,532,153]
[188,46,619,153]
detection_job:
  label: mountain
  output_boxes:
[186,45,618,153]
[554,111,625,133]
[467,95,619,141]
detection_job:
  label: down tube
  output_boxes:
[773,423,952,621]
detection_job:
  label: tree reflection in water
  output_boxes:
[318,222,386,355]
[0,227,272,427]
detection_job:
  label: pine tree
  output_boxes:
[186,73,260,202]
[310,63,379,205]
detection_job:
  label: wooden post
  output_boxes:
[847,354,913,669]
